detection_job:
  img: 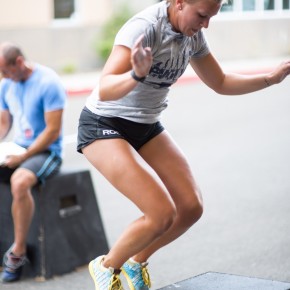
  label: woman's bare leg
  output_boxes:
[82,138,176,269]
[133,130,203,262]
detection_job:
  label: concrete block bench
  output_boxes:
[0,169,109,280]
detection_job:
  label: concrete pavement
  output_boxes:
[1,57,290,290]
[60,57,284,97]
[160,272,290,290]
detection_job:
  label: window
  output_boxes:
[221,2,233,11]
[221,0,290,12]
[284,0,290,9]
[54,0,75,19]
[243,0,255,11]
[264,0,274,10]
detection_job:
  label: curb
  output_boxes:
[65,64,276,98]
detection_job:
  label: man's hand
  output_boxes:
[4,154,26,169]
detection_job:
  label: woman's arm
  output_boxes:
[99,34,153,101]
[190,53,290,95]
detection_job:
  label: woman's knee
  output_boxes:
[148,202,176,236]
[178,196,203,226]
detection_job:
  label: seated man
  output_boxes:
[0,42,66,283]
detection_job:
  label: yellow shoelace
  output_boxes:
[141,265,151,288]
[109,273,123,290]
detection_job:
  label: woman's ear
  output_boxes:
[176,0,184,10]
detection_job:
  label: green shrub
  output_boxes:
[61,63,76,74]
[95,5,133,63]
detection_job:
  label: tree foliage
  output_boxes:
[95,5,132,63]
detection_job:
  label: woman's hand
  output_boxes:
[267,60,290,85]
[131,34,153,78]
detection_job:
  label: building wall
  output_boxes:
[0,1,289,73]
[0,0,157,72]
[0,0,51,27]
[0,0,155,28]
[205,14,290,61]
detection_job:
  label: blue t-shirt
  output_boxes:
[0,64,66,157]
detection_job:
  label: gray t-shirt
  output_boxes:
[86,1,210,124]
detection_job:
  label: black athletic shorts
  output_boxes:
[0,150,62,184]
[77,107,165,152]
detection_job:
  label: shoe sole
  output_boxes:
[88,261,101,290]
[121,268,135,290]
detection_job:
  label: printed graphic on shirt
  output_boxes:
[149,58,187,88]
[20,114,33,139]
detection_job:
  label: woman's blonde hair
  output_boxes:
[166,0,228,4]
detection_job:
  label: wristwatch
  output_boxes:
[131,70,146,82]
